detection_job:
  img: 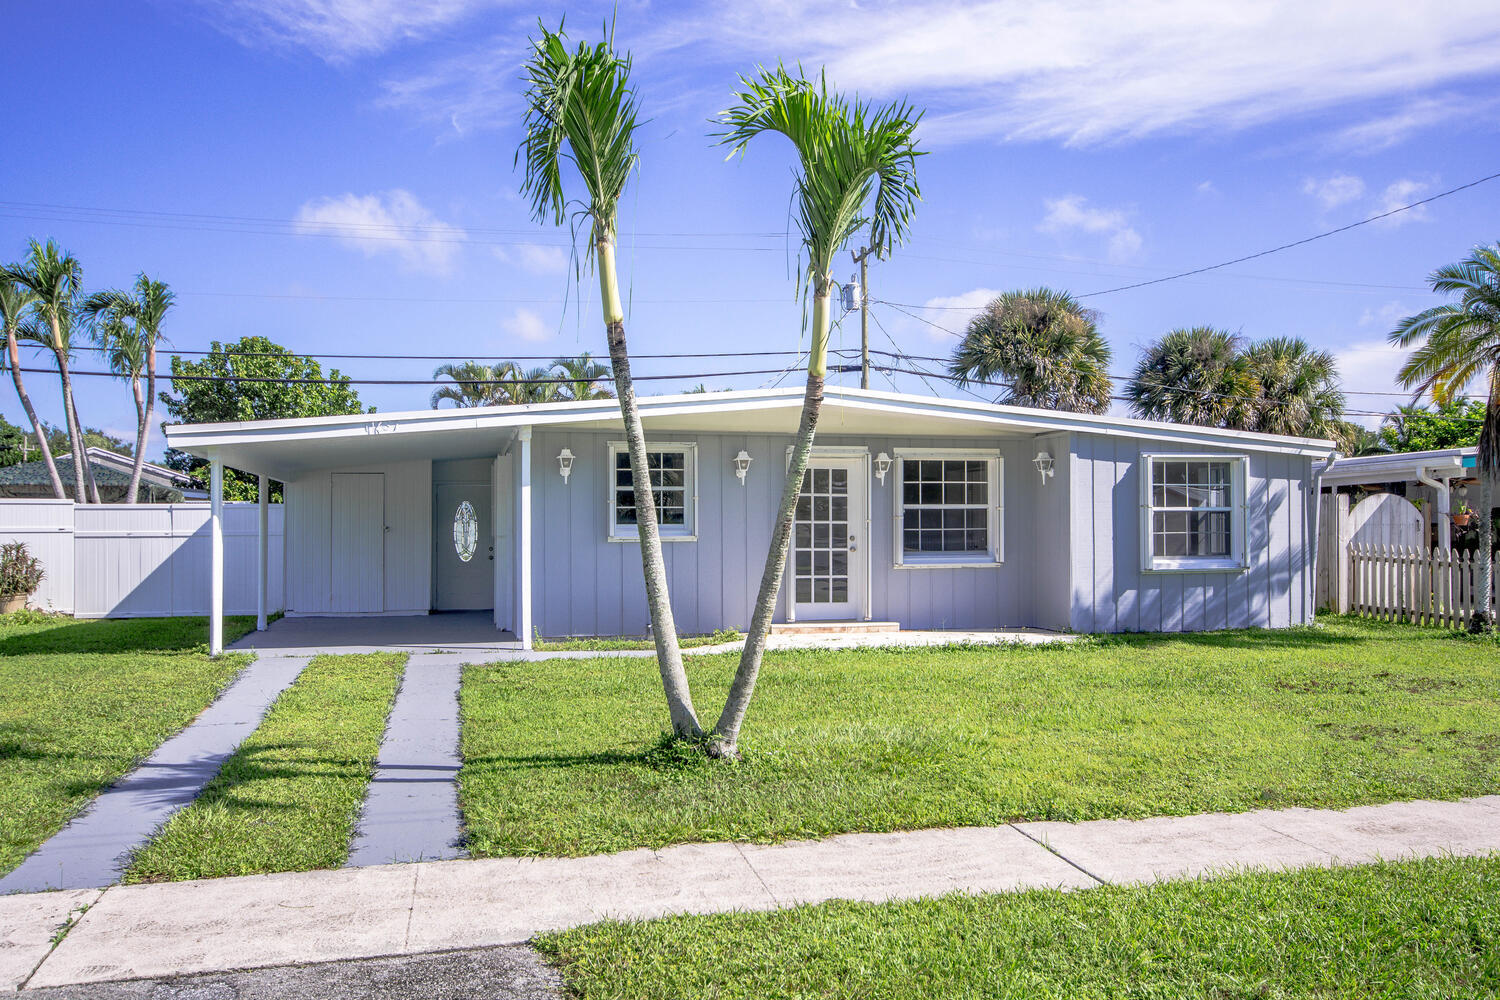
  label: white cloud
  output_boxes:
[1329,93,1497,152]
[1358,300,1412,330]
[1372,178,1432,227]
[203,0,500,61]
[513,243,569,275]
[500,307,550,343]
[1302,173,1366,211]
[294,189,465,274]
[915,288,1000,342]
[1333,337,1413,428]
[1195,180,1219,198]
[1038,195,1142,262]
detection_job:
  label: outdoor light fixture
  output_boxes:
[1033,451,1055,484]
[733,450,753,485]
[874,452,893,484]
[557,448,575,485]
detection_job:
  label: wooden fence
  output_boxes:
[1349,543,1497,628]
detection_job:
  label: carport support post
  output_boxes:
[210,458,224,656]
[519,426,533,650]
[257,474,268,631]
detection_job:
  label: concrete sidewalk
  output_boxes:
[4,795,1498,991]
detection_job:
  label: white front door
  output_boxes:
[791,457,865,621]
[330,473,384,612]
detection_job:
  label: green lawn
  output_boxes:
[535,629,743,652]
[538,856,1500,999]
[126,652,405,882]
[459,617,1500,858]
[0,613,255,876]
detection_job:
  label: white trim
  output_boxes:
[1139,453,1250,574]
[784,444,872,462]
[209,459,224,655]
[166,387,1335,462]
[892,449,1004,569]
[518,427,533,650]
[786,453,870,621]
[606,440,698,541]
[257,475,268,631]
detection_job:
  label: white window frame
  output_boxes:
[891,448,1004,568]
[606,441,698,542]
[1140,453,1249,573]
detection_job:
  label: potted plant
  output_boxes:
[0,542,44,614]
[1453,502,1474,528]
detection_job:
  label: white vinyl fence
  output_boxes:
[0,499,283,617]
[1349,543,1498,628]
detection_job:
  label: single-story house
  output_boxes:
[0,447,202,502]
[164,387,1336,653]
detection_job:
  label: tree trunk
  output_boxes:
[6,328,64,497]
[597,238,701,737]
[65,374,101,505]
[53,347,89,503]
[1471,385,1497,634]
[127,373,146,503]
[712,287,832,758]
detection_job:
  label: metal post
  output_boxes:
[257,474,269,631]
[210,458,224,655]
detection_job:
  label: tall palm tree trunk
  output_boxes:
[713,286,832,757]
[6,331,64,497]
[1472,374,1498,633]
[134,342,158,503]
[52,348,89,503]
[64,371,101,504]
[126,374,147,502]
[598,238,701,737]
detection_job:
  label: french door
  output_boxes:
[790,456,865,621]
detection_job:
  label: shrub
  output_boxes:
[0,542,44,599]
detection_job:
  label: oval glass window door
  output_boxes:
[453,500,478,562]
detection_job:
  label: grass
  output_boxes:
[0,613,255,876]
[538,856,1500,999]
[125,652,405,882]
[458,616,1500,858]
[535,629,744,652]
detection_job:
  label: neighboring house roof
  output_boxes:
[1315,446,1483,489]
[166,387,1337,482]
[0,454,136,490]
[0,448,196,501]
[77,447,200,490]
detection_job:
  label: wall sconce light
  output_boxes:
[874,452,893,484]
[1033,451,1055,485]
[557,448,575,485]
[733,450,753,485]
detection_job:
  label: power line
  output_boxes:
[60,344,822,362]
[1077,169,1500,298]
[13,364,858,388]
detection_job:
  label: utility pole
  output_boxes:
[852,246,871,389]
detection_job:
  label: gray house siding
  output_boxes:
[528,429,1042,637]
[1026,431,1072,632]
[1067,433,1316,632]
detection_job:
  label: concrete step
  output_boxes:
[771,620,901,636]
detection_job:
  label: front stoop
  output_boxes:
[771,620,901,636]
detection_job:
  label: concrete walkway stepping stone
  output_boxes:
[347,654,465,867]
[0,656,312,895]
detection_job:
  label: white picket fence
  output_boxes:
[1349,543,1498,628]
[0,499,284,618]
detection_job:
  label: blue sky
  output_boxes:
[5,0,1499,460]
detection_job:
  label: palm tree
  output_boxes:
[1243,337,1346,439]
[949,288,1112,413]
[2,241,96,502]
[517,364,563,404]
[519,22,701,736]
[1390,242,1500,632]
[1125,327,1256,427]
[431,361,505,408]
[553,352,613,400]
[711,67,922,758]
[0,278,63,497]
[82,275,174,503]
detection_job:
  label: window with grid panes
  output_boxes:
[1145,457,1243,568]
[899,457,996,564]
[609,444,694,538]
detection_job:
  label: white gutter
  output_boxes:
[1310,448,1338,613]
[1416,465,1455,552]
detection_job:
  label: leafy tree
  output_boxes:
[1124,327,1255,427]
[2,240,98,501]
[159,335,368,500]
[0,414,26,467]
[1390,242,1500,632]
[82,275,174,504]
[1378,400,1485,453]
[949,288,1112,413]
[712,67,922,758]
[0,276,62,495]
[1242,336,1346,439]
[41,421,131,457]
[519,22,701,736]
[431,361,510,408]
[553,352,613,400]
[430,355,610,409]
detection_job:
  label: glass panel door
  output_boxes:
[792,460,862,620]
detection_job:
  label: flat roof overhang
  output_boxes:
[165,387,1337,482]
